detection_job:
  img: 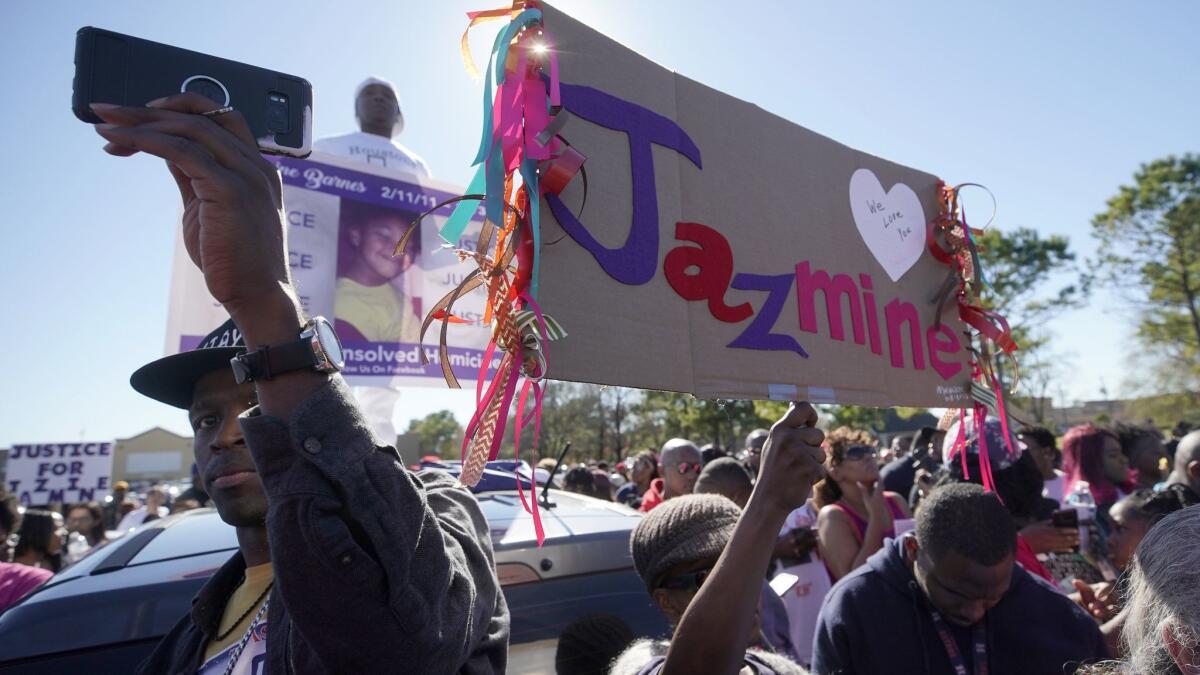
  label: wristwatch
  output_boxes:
[230,316,345,384]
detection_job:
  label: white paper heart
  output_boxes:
[848,168,926,282]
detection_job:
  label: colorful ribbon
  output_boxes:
[931,181,1021,491]
[394,1,586,547]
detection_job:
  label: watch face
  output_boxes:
[315,319,345,370]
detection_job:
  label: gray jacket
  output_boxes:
[137,377,509,674]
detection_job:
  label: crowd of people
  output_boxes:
[0,80,1194,674]
[541,416,1200,674]
[0,477,211,613]
[5,407,1198,673]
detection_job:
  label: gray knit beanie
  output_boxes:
[630,494,742,592]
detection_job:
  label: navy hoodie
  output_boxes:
[811,537,1107,675]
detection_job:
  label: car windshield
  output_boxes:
[129,508,237,565]
[479,490,641,548]
[47,509,236,587]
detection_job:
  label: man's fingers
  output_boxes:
[773,401,818,430]
[145,94,280,176]
[166,161,197,205]
[793,426,825,448]
[92,109,262,180]
[145,93,257,146]
[1072,579,1095,604]
[102,141,139,157]
[1064,530,1080,545]
[94,124,233,191]
[770,430,826,468]
[92,99,275,176]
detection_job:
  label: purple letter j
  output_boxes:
[545,83,703,286]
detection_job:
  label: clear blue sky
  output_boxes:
[1,1,1196,447]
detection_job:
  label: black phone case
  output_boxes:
[73,27,312,157]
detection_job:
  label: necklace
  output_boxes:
[215,580,274,641]
[221,599,270,675]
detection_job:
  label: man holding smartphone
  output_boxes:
[90,95,508,674]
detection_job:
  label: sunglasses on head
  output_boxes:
[843,445,878,462]
[675,462,702,475]
[658,567,713,591]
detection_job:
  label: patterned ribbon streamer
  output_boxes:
[395,1,584,547]
[930,181,1022,488]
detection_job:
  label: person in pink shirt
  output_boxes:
[0,493,54,614]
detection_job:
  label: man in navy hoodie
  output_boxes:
[812,483,1107,674]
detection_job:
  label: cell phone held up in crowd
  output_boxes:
[72,27,312,158]
[1051,508,1080,529]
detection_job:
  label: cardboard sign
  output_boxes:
[163,155,500,387]
[6,443,114,506]
[535,3,972,407]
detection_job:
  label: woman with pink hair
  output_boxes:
[1061,424,1135,530]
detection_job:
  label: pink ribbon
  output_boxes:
[513,379,546,546]
[955,408,969,479]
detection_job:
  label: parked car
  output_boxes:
[0,466,667,674]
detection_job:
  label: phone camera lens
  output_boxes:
[266,92,290,134]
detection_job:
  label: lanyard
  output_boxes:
[929,609,987,675]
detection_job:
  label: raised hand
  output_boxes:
[755,402,826,512]
[1021,520,1080,554]
[1073,580,1119,623]
[91,94,291,317]
[859,480,892,529]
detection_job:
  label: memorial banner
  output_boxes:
[6,442,114,506]
[530,3,974,407]
[163,155,499,387]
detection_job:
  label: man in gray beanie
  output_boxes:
[611,403,825,675]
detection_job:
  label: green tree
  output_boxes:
[821,405,889,432]
[974,226,1083,420]
[815,405,931,434]
[406,410,464,456]
[532,381,604,463]
[626,391,767,453]
[1123,392,1200,429]
[1092,155,1200,399]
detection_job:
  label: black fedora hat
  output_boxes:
[130,319,245,409]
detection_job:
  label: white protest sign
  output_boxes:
[163,153,499,388]
[6,442,114,506]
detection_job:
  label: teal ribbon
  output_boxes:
[472,8,542,165]
[484,141,506,231]
[494,9,542,88]
[464,8,545,240]
[440,164,486,245]
[472,20,507,165]
[450,9,548,288]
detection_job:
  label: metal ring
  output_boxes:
[180,75,231,106]
[200,106,235,118]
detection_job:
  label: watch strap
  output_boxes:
[232,337,317,383]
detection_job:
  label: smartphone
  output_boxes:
[1051,508,1080,529]
[73,27,312,157]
